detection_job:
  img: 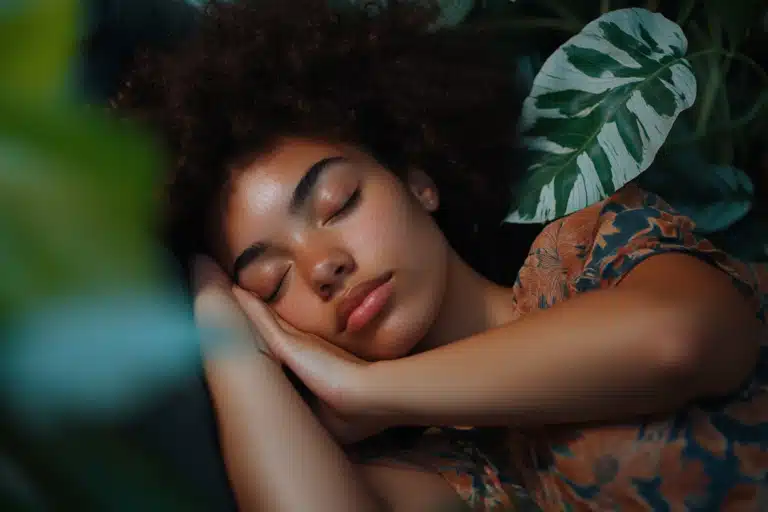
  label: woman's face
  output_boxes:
[221,138,449,360]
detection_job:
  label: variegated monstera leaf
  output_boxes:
[506,8,697,223]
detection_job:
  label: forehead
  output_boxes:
[238,137,347,184]
[221,138,352,255]
[229,137,346,206]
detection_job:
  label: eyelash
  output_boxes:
[328,187,361,223]
[265,269,289,304]
[264,188,361,304]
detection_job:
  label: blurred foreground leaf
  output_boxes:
[0,0,78,102]
[0,98,163,324]
[3,289,201,426]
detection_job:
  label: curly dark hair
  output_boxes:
[113,0,535,285]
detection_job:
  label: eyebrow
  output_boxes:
[290,155,346,214]
[231,155,347,283]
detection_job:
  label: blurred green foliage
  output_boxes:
[1,1,205,509]
[0,0,78,102]
[0,99,162,322]
[0,0,165,324]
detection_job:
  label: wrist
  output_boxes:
[364,360,403,422]
[194,291,276,356]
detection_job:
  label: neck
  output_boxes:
[418,250,517,352]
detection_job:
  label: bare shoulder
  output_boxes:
[358,462,468,512]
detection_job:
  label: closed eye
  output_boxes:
[328,187,361,223]
[264,268,289,304]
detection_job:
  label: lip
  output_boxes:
[336,272,394,334]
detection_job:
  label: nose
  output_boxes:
[308,248,355,300]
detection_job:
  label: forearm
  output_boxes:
[371,285,752,428]
[206,348,380,512]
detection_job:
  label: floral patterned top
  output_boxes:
[354,185,768,511]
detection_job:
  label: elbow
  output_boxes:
[650,303,759,399]
[649,321,707,396]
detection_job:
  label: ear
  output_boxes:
[406,169,439,213]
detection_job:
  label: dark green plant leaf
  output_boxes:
[639,155,754,234]
[515,52,545,95]
[709,212,768,262]
[432,0,475,27]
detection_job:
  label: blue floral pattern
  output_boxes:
[356,185,768,511]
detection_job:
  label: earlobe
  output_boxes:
[407,169,439,213]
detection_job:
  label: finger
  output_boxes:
[273,334,366,412]
[231,286,286,351]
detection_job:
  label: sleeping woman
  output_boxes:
[114,1,768,510]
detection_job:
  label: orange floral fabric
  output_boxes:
[357,185,768,511]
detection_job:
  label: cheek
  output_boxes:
[343,181,420,258]
[271,281,330,335]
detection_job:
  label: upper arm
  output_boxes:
[207,358,469,512]
[203,351,284,509]
[571,185,764,394]
[618,251,757,327]
[622,252,761,392]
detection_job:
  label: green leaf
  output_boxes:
[0,0,78,102]
[506,8,697,223]
[709,213,768,263]
[639,150,754,234]
[0,98,162,322]
[431,0,474,28]
[515,53,545,95]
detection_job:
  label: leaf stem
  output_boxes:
[714,56,734,164]
[677,0,696,26]
[707,12,723,48]
[693,52,725,137]
[665,91,768,149]
[687,48,768,145]
[669,46,768,151]
[600,0,611,14]
[687,49,768,87]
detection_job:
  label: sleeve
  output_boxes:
[572,185,764,319]
[349,427,540,511]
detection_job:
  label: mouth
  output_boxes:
[337,272,394,334]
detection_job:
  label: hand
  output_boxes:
[191,255,272,358]
[233,287,395,444]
